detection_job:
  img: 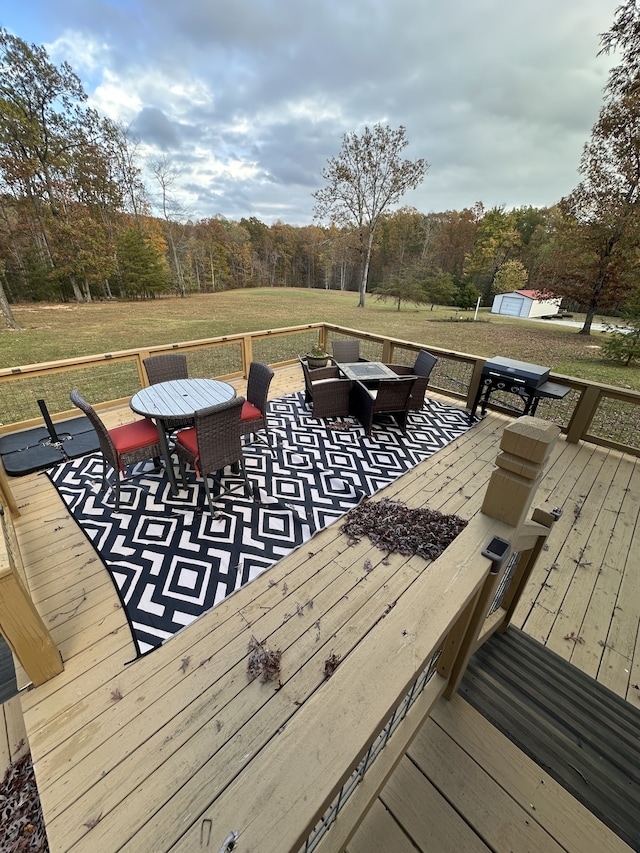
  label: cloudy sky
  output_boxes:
[2,0,621,225]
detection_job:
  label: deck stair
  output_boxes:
[459,626,640,851]
[0,636,17,704]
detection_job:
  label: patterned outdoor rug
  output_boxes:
[47,392,473,657]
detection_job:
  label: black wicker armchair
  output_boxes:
[240,361,274,453]
[331,339,369,363]
[174,396,251,512]
[143,353,189,384]
[298,358,352,419]
[70,389,163,509]
[142,353,193,430]
[351,376,417,435]
[386,349,438,413]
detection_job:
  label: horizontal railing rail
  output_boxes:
[1,323,639,457]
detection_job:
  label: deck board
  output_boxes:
[354,692,632,853]
[3,364,640,851]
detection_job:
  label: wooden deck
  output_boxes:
[4,364,639,852]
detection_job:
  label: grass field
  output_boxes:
[1,288,638,391]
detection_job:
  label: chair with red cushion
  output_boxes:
[175,396,251,512]
[240,361,275,454]
[70,389,163,509]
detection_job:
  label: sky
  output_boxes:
[1,0,622,226]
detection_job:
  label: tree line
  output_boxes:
[2,4,640,358]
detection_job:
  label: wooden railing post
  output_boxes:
[466,357,486,411]
[463,416,562,648]
[566,384,601,444]
[381,339,394,362]
[480,416,560,529]
[0,458,20,518]
[496,507,561,634]
[0,506,63,686]
[241,334,254,377]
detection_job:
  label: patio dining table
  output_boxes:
[130,378,236,495]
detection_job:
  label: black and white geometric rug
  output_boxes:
[47,392,473,657]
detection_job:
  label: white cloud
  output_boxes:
[3,0,622,224]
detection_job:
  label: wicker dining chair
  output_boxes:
[142,353,193,430]
[298,357,352,419]
[240,361,275,454]
[174,396,252,512]
[143,353,189,384]
[70,389,163,509]
[331,339,368,363]
[387,349,438,413]
[351,376,417,435]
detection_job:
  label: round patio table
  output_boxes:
[130,378,236,495]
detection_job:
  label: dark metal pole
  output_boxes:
[37,399,60,444]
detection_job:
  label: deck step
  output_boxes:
[459,626,640,851]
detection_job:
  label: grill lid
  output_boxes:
[483,356,550,388]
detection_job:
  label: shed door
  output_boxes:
[500,296,525,316]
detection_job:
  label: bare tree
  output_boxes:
[313,124,428,307]
[0,261,18,328]
[151,156,191,296]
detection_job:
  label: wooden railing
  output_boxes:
[1,322,638,457]
[162,417,562,853]
[0,506,63,686]
[0,350,565,849]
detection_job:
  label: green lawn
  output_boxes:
[1,289,637,391]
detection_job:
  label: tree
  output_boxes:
[313,124,428,307]
[544,88,640,334]
[151,156,190,296]
[601,287,640,365]
[457,283,480,310]
[538,3,640,335]
[599,0,640,99]
[462,206,521,304]
[116,225,171,297]
[374,270,429,311]
[0,259,17,328]
[492,259,528,295]
[0,30,143,304]
[423,269,457,309]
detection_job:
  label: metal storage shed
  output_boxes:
[491,289,561,319]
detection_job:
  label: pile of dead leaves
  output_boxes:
[247,636,282,684]
[0,752,48,852]
[340,498,467,561]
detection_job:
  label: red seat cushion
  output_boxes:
[176,427,198,454]
[109,419,159,453]
[241,401,262,422]
[176,427,200,474]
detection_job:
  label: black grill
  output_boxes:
[470,357,570,420]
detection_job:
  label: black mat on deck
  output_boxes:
[0,417,99,475]
[459,626,640,850]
